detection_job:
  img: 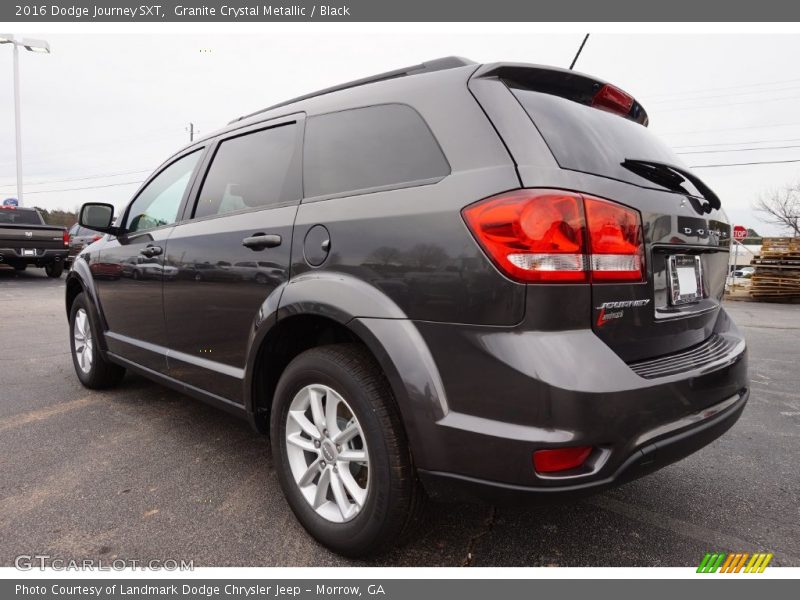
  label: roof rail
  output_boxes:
[230,56,476,124]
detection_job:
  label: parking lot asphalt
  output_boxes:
[1,266,798,567]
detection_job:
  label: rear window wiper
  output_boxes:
[621,159,721,213]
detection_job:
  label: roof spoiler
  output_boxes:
[474,63,649,126]
[231,56,477,124]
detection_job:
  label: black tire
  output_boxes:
[45,262,64,278]
[13,264,26,271]
[270,343,426,557]
[69,292,126,389]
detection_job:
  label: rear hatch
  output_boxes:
[471,65,731,363]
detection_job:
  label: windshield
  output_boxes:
[0,209,43,225]
[509,85,702,192]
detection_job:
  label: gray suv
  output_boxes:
[66,58,748,557]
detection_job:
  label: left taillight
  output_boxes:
[462,189,645,284]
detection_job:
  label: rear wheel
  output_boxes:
[69,293,125,389]
[271,344,425,557]
[45,262,64,278]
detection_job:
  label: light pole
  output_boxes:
[0,34,50,207]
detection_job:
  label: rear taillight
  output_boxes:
[90,235,102,244]
[584,197,644,282]
[63,231,70,247]
[462,189,645,284]
[591,83,634,117]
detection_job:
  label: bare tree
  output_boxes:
[755,183,800,236]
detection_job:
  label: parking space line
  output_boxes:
[0,396,101,432]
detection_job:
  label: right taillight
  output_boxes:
[462,189,645,284]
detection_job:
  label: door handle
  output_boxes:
[139,245,162,257]
[242,233,281,250]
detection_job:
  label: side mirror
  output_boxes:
[79,203,118,234]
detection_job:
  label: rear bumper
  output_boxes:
[380,303,749,500]
[0,248,68,266]
[418,387,748,504]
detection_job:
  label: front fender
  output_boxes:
[66,257,103,321]
[65,257,111,355]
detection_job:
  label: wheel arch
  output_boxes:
[243,272,447,469]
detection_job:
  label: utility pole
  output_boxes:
[1,35,51,206]
[187,122,195,142]
[569,34,590,70]
[12,42,22,205]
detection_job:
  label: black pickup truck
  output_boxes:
[0,206,69,277]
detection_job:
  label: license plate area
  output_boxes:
[668,254,704,305]
[21,248,37,257]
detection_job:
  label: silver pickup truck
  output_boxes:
[0,206,69,277]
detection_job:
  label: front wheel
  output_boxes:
[45,262,64,278]
[271,344,425,557]
[69,293,126,389]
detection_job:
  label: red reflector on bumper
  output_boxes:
[533,446,593,473]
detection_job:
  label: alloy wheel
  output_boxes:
[73,308,94,374]
[285,384,370,523]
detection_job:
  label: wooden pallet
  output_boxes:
[750,237,800,301]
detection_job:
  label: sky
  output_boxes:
[1,32,799,235]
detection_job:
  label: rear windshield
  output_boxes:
[0,209,43,225]
[509,86,688,190]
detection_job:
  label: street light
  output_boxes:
[0,34,50,207]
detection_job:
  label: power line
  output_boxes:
[0,130,185,168]
[673,137,800,149]
[658,92,800,113]
[647,84,800,105]
[677,144,800,155]
[658,122,800,137]
[646,76,800,100]
[17,180,144,195]
[689,158,800,168]
[0,168,151,190]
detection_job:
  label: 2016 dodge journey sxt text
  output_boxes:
[66,58,748,557]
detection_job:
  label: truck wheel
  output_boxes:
[69,292,126,389]
[45,263,64,278]
[13,264,26,271]
[271,344,426,557]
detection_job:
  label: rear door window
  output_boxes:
[508,85,688,190]
[303,104,450,198]
[193,123,300,219]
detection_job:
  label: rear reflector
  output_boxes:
[462,189,645,283]
[533,446,593,473]
[591,83,635,117]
